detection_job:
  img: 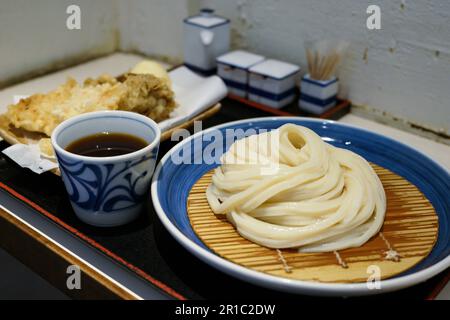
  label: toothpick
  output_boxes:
[306,48,314,77]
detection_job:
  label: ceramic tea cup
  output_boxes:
[51,111,160,227]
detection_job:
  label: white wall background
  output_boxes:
[0,0,449,136]
[201,0,450,136]
[117,0,191,62]
[0,0,118,86]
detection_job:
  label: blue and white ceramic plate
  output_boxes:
[151,117,450,296]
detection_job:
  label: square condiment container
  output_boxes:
[248,59,300,109]
[299,74,338,115]
[183,8,230,75]
[216,50,265,97]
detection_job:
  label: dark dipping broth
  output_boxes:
[65,132,148,157]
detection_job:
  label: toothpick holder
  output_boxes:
[299,74,338,115]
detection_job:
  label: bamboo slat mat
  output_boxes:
[187,164,438,283]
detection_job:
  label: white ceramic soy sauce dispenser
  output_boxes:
[183,8,230,75]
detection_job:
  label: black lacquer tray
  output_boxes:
[0,98,447,300]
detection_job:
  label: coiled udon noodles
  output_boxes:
[206,124,386,252]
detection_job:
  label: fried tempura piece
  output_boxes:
[6,77,125,136]
[38,138,55,158]
[83,74,120,86]
[130,60,172,86]
[6,73,176,136]
[119,73,176,121]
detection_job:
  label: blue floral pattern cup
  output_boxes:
[51,111,160,227]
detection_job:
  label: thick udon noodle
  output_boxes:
[206,124,386,252]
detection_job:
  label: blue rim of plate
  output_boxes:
[151,117,450,296]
